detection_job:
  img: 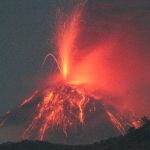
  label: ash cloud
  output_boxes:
[75,0,150,116]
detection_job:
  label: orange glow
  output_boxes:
[19,90,38,107]
[106,111,126,135]
[22,84,90,140]
[57,13,79,78]
[132,120,142,129]
[57,2,84,79]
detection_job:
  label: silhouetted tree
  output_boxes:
[141,116,150,125]
[127,126,135,134]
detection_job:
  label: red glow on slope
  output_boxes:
[106,111,126,135]
[19,90,38,107]
[22,84,90,140]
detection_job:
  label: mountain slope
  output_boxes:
[0,121,150,150]
[0,93,119,144]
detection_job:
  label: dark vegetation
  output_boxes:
[0,117,150,150]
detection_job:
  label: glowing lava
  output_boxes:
[22,84,89,140]
[19,84,142,140]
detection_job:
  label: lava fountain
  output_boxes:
[0,0,142,144]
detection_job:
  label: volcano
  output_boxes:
[0,0,143,145]
[0,83,117,144]
[0,83,142,144]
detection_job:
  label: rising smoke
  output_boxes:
[68,0,150,117]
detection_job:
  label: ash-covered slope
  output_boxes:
[0,86,119,144]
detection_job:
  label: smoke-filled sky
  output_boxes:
[0,0,150,118]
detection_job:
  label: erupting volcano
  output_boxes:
[0,0,143,144]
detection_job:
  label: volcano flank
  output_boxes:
[0,83,122,144]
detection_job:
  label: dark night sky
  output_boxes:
[0,0,68,114]
[0,0,150,115]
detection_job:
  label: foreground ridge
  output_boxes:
[0,121,150,150]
